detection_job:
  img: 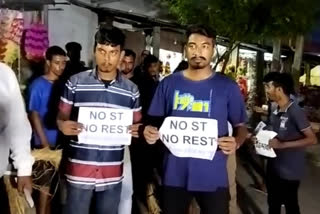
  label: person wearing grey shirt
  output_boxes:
[263,72,317,214]
[0,63,34,210]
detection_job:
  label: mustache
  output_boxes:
[191,56,206,61]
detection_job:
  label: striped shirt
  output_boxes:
[59,69,141,191]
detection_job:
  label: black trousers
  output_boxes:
[266,166,300,214]
[162,186,230,214]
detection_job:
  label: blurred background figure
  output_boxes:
[133,49,150,77]
[62,42,88,81]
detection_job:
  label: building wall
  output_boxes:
[160,30,184,54]
[124,31,146,64]
[48,4,98,66]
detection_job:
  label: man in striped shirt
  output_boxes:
[57,27,142,214]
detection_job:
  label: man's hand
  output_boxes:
[251,136,258,144]
[129,123,142,138]
[143,126,159,144]
[17,176,33,193]
[218,137,238,155]
[41,140,51,148]
[269,138,283,149]
[59,120,83,136]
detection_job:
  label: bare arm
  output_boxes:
[234,125,248,148]
[57,106,83,136]
[29,111,50,147]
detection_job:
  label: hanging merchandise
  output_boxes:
[24,11,49,62]
[0,9,23,66]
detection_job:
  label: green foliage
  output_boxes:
[163,0,320,42]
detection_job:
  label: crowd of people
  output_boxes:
[0,24,317,214]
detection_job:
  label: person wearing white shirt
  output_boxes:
[0,62,34,211]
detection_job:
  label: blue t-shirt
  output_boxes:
[148,72,247,192]
[28,76,59,147]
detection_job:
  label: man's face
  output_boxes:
[95,43,122,73]
[185,33,214,70]
[122,56,135,74]
[264,81,280,101]
[147,62,160,80]
[47,55,67,77]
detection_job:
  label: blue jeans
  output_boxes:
[63,183,122,214]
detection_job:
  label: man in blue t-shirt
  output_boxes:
[28,46,67,214]
[28,46,67,149]
[263,72,317,214]
[143,25,248,214]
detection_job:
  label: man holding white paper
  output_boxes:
[57,27,141,214]
[263,72,317,214]
[143,25,248,214]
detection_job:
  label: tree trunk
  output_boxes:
[221,53,231,74]
[152,26,161,58]
[271,38,281,72]
[220,42,240,74]
[255,50,265,106]
[292,35,304,90]
[305,62,311,86]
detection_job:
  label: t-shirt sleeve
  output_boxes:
[59,78,76,114]
[290,104,310,131]
[148,80,166,117]
[131,85,141,111]
[132,85,142,123]
[227,82,248,127]
[28,82,41,112]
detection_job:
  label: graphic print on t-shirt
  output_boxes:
[173,90,211,113]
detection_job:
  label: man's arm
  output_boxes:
[57,102,83,136]
[57,77,83,136]
[29,112,50,147]
[234,125,249,148]
[27,82,51,147]
[219,82,248,154]
[4,65,34,192]
[270,127,317,149]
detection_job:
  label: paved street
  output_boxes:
[237,144,320,214]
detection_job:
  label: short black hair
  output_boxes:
[124,49,136,59]
[263,72,295,96]
[65,42,82,52]
[45,46,66,61]
[186,24,217,43]
[94,26,125,50]
[143,55,159,71]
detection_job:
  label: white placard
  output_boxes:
[255,130,277,158]
[254,121,267,133]
[159,117,218,160]
[78,107,133,146]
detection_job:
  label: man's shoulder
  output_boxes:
[29,76,48,90]
[287,101,305,116]
[117,74,139,93]
[214,73,237,85]
[0,63,16,86]
[159,72,181,85]
[68,69,93,83]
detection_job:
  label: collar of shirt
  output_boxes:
[273,99,294,115]
[90,67,123,86]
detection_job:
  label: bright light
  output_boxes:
[264,53,287,61]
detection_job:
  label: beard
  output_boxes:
[98,63,114,73]
[189,57,208,69]
[122,69,132,75]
